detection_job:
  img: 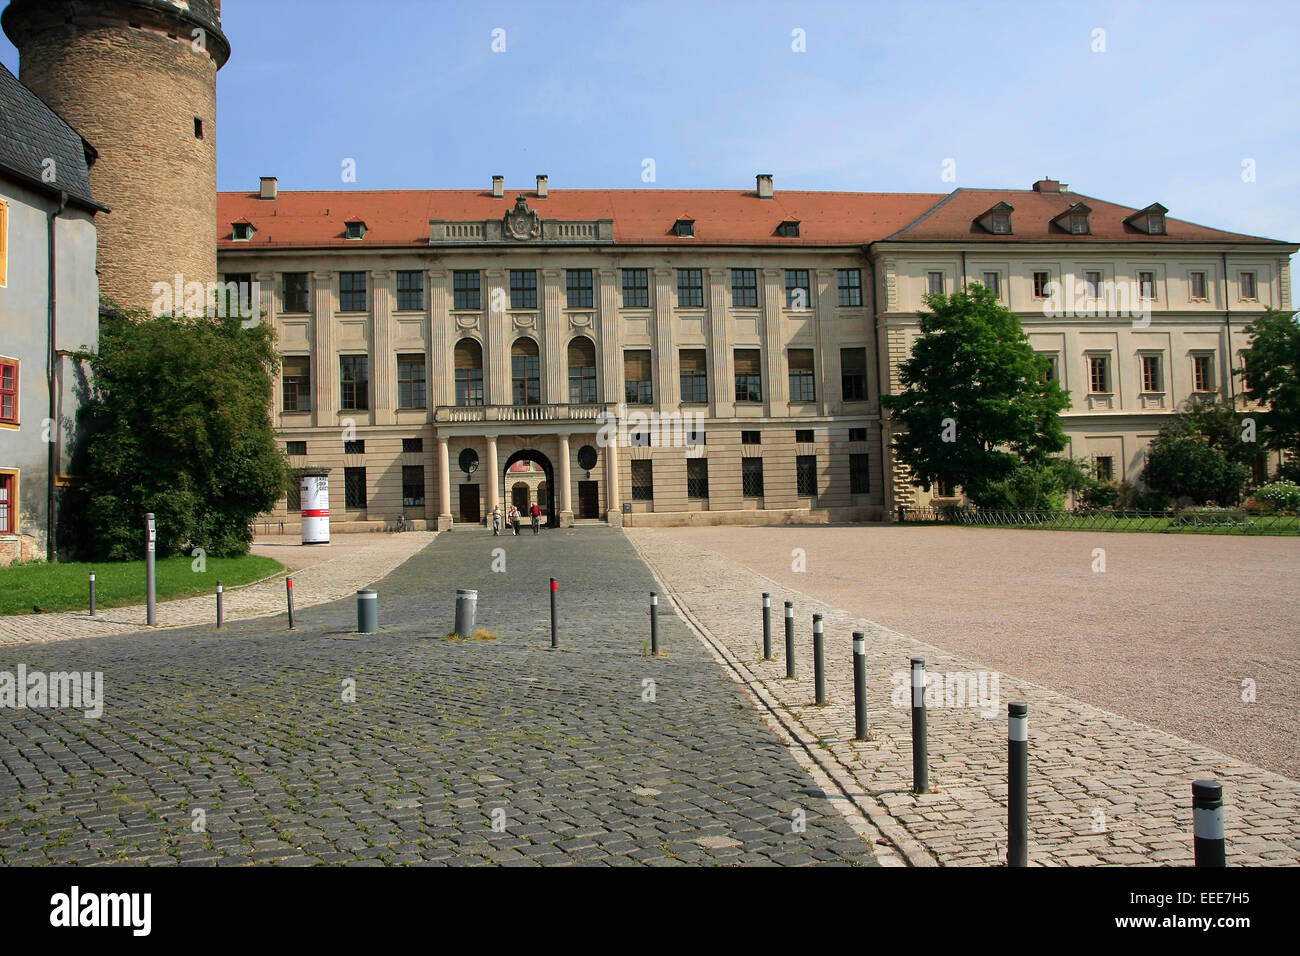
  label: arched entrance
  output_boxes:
[501,449,558,528]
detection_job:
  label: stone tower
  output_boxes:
[2,0,230,311]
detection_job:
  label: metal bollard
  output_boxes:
[357,589,379,633]
[216,581,224,629]
[853,631,868,740]
[784,601,796,678]
[1008,701,1028,866]
[454,588,475,639]
[286,577,296,630]
[813,614,826,705]
[89,572,96,618]
[911,658,928,794]
[550,578,558,648]
[145,513,156,626]
[1193,780,1226,867]
[761,593,772,660]
[650,592,659,656]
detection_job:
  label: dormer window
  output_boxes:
[1069,212,1090,235]
[976,202,1014,235]
[991,214,1011,234]
[232,222,254,241]
[674,219,695,238]
[345,220,367,240]
[1125,203,1169,235]
[1052,202,1092,236]
[1147,213,1165,234]
[777,220,800,238]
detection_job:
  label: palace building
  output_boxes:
[215,174,1296,531]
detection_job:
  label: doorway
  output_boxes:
[578,480,599,519]
[500,448,558,528]
[458,484,480,524]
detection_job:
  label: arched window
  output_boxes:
[568,336,597,404]
[512,337,541,405]
[454,338,483,406]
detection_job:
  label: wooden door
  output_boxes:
[458,484,480,523]
[578,480,599,519]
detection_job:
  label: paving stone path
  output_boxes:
[0,527,875,866]
[0,532,438,647]
[626,528,1300,867]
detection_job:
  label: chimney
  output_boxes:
[259,176,278,200]
[536,174,549,198]
[492,175,504,198]
[756,173,774,199]
[1032,178,1066,193]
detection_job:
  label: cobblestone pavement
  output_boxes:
[626,529,1300,866]
[0,532,438,647]
[0,527,875,866]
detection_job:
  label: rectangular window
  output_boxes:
[624,350,652,405]
[991,214,1011,234]
[402,465,425,508]
[1085,271,1102,298]
[622,268,649,308]
[0,359,17,423]
[402,438,423,453]
[796,455,817,497]
[841,347,867,401]
[344,440,365,455]
[396,271,424,311]
[1033,271,1050,298]
[339,271,367,312]
[397,354,427,409]
[286,481,301,513]
[1193,354,1215,392]
[982,272,1000,297]
[344,467,367,508]
[569,358,596,405]
[926,271,944,296]
[286,440,306,456]
[282,272,310,313]
[1240,272,1257,300]
[218,273,252,319]
[1092,456,1114,482]
[732,268,758,308]
[742,458,764,498]
[1088,355,1110,394]
[678,269,704,308]
[848,427,867,443]
[512,349,541,406]
[510,269,537,309]
[455,347,484,407]
[1070,213,1090,235]
[742,430,761,445]
[796,429,814,444]
[1037,352,1058,383]
[340,355,369,409]
[1141,354,1163,392]
[734,349,763,402]
[679,349,708,404]
[566,269,594,308]
[0,473,14,533]
[838,269,862,307]
[281,356,311,412]
[785,269,811,309]
[687,457,709,499]
[1138,271,1155,299]
[453,270,481,310]
[850,453,870,494]
[1190,271,1208,300]
[631,460,654,501]
[788,349,815,403]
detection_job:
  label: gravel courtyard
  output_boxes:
[641,525,1300,781]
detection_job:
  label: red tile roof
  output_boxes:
[216,188,947,249]
[883,188,1282,244]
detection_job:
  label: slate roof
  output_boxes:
[0,62,102,211]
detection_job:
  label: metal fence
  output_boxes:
[898,506,1299,535]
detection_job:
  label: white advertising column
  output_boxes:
[300,470,331,544]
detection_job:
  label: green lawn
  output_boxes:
[907,514,1300,535]
[0,555,284,616]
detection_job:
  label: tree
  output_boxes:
[1141,412,1249,506]
[1180,395,1258,466]
[882,283,1071,504]
[72,304,287,560]
[1241,308,1300,458]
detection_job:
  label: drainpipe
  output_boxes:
[961,251,968,293]
[1221,252,1236,408]
[47,191,68,562]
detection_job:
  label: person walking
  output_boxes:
[508,505,520,536]
[491,505,501,536]
[530,502,541,535]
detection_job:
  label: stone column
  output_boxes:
[485,270,510,405]
[437,435,453,529]
[597,269,620,404]
[815,268,839,416]
[652,267,677,408]
[486,434,499,521]
[605,432,621,526]
[707,267,734,416]
[312,271,335,429]
[428,268,451,407]
[543,268,565,404]
[761,267,789,416]
[371,269,394,425]
[557,432,573,526]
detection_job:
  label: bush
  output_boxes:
[1142,421,1250,506]
[1252,480,1300,512]
[970,462,1066,511]
[1170,507,1250,527]
[1079,480,1120,510]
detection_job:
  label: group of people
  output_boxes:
[491,502,542,536]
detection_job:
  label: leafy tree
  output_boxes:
[1241,308,1300,458]
[1179,395,1258,466]
[882,284,1070,504]
[72,304,287,560]
[1141,414,1249,505]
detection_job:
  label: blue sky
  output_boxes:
[4,0,1298,252]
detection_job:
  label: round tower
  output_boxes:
[2,0,230,311]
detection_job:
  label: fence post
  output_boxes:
[911,658,928,794]
[813,614,826,705]
[761,593,772,660]
[1008,701,1028,866]
[1193,780,1226,867]
[853,631,868,740]
[784,601,795,678]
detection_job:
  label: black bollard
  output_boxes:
[762,593,772,660]
[784,601,795,678]
[813,614,826,705]
[911,658,928,794]
[550,578,558,649]
[216,581,224,629]
[650,592,659,656]
[89,572,96,618]
[357,589,379,634]
[853,631,868,740]
[286,577,296,630]
[1193,780,1226,867]
[1008,701,1028,866]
